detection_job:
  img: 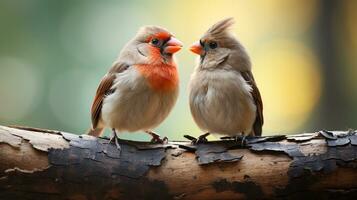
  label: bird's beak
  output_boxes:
[189,41,203,55]
[163,37,183,54]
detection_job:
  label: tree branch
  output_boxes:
[0,125,356,199]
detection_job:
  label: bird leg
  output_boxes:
[107,128,121,151]
[241,135,247,147]
[234,134,247,147]
[145,131,168,144]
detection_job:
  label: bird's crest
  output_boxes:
[205,17,235,38]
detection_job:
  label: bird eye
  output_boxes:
[151,38,160,45]
[208,41,218,49]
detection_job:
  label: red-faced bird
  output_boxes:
[89,26,182,149]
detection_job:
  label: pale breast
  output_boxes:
[189,69,256,135]
[101,67,178,132]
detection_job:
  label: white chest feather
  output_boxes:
[101,68,178,132]
[189,69,256,135]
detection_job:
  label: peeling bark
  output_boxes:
[0,125,356,200]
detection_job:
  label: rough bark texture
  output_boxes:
[0,125,357,200]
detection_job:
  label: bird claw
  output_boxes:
[104,129,121,153]
[183,135,197,143]
[184,133,210,144]
[220,135,248,147]
[113,137,121,151]
[240,135,247,147]
[235,135,247,147]
[147,131,168,144]
[196,133,209,144]
[150,136,168,144]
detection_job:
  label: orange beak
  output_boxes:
[189,41,203,55]
[163,37,183,54]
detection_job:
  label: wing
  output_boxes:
[90,74,116,129]
[241,71,264,136]
[90,62,129,129]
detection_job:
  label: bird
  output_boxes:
[88,26,182,149]
[188,18,263,143]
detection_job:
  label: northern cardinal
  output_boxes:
[188,18,263,142]
[88,26,182,149]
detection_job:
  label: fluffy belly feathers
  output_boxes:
[189,70,256,135]
[101,67,178,132]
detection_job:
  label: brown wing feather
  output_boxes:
[90,62,129,129]
[90,74,116,129]
[241,71,264,136]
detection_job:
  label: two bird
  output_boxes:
[88,18,263,148]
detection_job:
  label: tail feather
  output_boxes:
[87,127,104,137]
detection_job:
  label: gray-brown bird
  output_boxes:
[88,26,182,148]
[188,18,263,142]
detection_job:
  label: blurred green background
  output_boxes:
[0,0,356,140]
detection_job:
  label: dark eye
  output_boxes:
[151,38,159,45]
[208,41,218,49]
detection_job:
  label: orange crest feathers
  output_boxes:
[155,32,171,40]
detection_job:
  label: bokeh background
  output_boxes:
[0,0,356,141]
